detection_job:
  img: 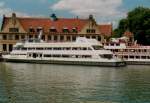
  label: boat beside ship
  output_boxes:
[2,36,126,67]
[104,41,150,65]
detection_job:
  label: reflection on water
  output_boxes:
[0,62,150,103]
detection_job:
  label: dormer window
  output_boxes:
[29,27,35,32]
[37,27,43,32]
[49,26,57,32]
[72,27,78,33]
[9,28,19,32]
[62,27,69,33]
[86,29,96,33]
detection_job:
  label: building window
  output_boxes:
[21,35,25,40]
[8,35,13,40]
[29,35,33,39]
[36,27,42,32]
[9,44,13,52]
[60,36,64,41]
[72,28,77,33]
[9,28,19,32]
[98,36,101,41]
[29,28,35,32]
[48,35,51,40]
[54,35,57,41]
[3,44,7,51]
[49,29,57,32]
[3,35,7,40]
[15,35,19,40]
[42,35,45,40]
[62,28,69,33]
[72,36,76,41]
[67,36,71,41]
[86,29,95,33]
[92,35,96,39]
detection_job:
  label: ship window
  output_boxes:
[143,49,147,52]
[28,48,35,50]
[82,47,87,50]
[129,56,134,59]
[82,55,92,58]
[47,48,52,50]
[92,45,103,50]
[66,47,71,50]
[136,56,140,59]
[52,54,61,57]
[62,55,70,58]
[148,56,150,59]
[116,43,119,46]
[100,54,113,59]
[44,54,51,57]
[53,47,61,50]
[88,47,92,50]
[72,47,78,50]
[21,47,27,50]
[141,56,146,59]
[124,56,128,59]
[36,48,43,50]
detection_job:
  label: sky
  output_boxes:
[0,0,149,28]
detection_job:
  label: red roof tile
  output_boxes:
[124,31,133,37]
[99,24,112,37]
[1,15,112,37]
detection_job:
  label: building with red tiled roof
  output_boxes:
[0,13,113,52]
[123,31,134,44]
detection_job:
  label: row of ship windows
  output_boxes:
[111,49,150,52]
[14,47,93,51]
[121,55,150,59]
[12,54,93,58]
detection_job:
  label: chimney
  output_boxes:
[11,13,16,25]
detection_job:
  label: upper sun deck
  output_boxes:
[15,37,103,48]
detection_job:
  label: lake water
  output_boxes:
[0,62,150,103]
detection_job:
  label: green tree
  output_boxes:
[113,7,150,45]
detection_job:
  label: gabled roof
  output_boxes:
[124,31,133,37]
[1,14,112,36]
[99,24,112,37]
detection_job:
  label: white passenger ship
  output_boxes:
[104,42,150,65]
[2,36,126,67]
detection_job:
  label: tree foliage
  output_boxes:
[113,7,150,45]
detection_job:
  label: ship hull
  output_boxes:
[3,58,126,67]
